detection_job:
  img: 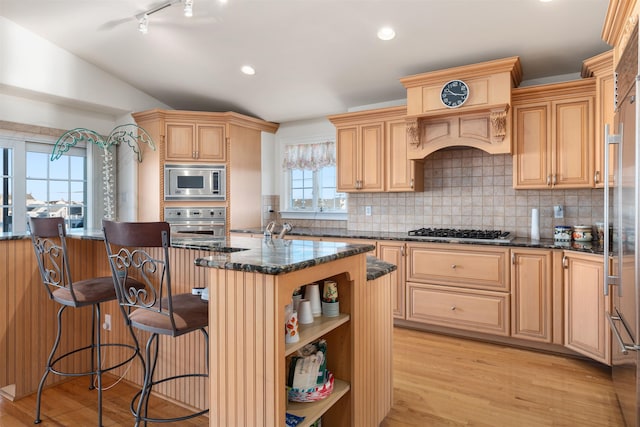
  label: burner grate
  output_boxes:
[407,228,512,242]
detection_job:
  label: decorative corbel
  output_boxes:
[406,118,421,147]
[490,105,509,143]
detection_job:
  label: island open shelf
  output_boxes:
[285,313,350,357]
[286,379,351,427]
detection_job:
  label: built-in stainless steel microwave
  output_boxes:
[164,164,226,201]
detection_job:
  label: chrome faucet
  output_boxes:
[278,222,292,239]
[264,221,276,241]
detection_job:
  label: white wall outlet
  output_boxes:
[103,314,111,331]
[553,205,564,219]
[365,206,372,216]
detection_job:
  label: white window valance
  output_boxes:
[282,141,335,171]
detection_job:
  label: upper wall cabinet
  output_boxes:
[328,106,424,193]
[399,57,523,158]
[582,50,615,188]
[165,122,226,162]
[512,79,596,189]
[132,109,278,224]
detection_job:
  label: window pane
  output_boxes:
[26,152,48,179]
[50,181,69,203]
[26,179,48,202]
[70,156,85,180]
[50,156,69,179]
[70,181,85,205]
[1,147,12,232]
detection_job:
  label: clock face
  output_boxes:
[440,80,469,108]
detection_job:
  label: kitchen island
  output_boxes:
[171,235,392,427]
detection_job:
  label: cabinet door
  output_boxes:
[336,126,359,191]
[510,249,553,343]
[377,241,405,319]
[197,124,226,161]
[165,122,196,161]
[563,252,610,364]
[513,103,551,188]
[359,123,384,191]
[594,74,615,188]
[552,97,594,188]
[386,120,423,192]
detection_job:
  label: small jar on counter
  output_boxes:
[554,226,572,241]
[572,225,593,242]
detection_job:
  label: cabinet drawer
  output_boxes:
[407,244,509,291]
[406,283,510,336]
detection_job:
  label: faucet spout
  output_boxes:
[277,222,292,239]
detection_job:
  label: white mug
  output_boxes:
[304,283,322,317]
[297,299,314,324]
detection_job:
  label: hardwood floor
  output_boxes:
[0,327,626,426]
[382,327,625,427]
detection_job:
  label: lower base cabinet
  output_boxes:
[563,251,610,365]
[510,249,554,343]
[406,283,510,335]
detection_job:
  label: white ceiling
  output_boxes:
[1,0,612,124]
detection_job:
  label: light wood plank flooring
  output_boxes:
[0,327,626,426]
[382,327,625,427]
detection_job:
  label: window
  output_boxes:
[26,144,87,230]
[283,141,346,217]
[289,165,345,212]
[0,133,88,233]
[0,148,12,232]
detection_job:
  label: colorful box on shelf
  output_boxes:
[288,372,335,403]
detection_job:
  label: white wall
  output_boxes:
[0,17,170,222]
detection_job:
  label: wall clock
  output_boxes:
[440,79,469,108]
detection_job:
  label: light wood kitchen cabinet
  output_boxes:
[510,248,553,343]
[329,106,423,193]
[165,122,226,162]
[377,241,406,319]
[132,109,278,227]
[405,243,511,336]
[335,122,384,192]
[582,50,615,188]
[386,119,424,192]
[512,79,596,189]
[563,251,610,365]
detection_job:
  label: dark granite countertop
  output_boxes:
[230,227,605,255]
[174,235,376,275]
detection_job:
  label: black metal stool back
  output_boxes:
[29,216,141,426]
[102,219,209,426]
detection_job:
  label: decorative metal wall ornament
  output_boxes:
[51,124,156,220]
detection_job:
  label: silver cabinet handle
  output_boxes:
[451,264,457,269]
[450,306,456,311]
[562,255,568,269]
[410,178,414,189]
[546,175,551,186]
[594,171,600,184]
[552,174,557,185]
[511,253,516,265]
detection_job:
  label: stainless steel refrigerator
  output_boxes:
[606,21,640,427]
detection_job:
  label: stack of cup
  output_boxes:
[321,280,340,317]
[304,283,322,317]
[284,305,299,344]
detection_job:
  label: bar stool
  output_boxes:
[102,219,209,426]
[28,216,142,426]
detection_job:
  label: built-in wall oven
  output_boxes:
[164,164,226,201]
[165,207,226,239]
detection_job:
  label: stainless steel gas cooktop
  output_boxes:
[407,228,513,244]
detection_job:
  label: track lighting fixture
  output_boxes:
[138,14,149,34]
[184,0,194,17]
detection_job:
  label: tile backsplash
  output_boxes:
[265,148,604,240]
[349,148,604,239]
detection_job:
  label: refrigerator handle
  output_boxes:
[603,123,621,296]
[607,312,631,355]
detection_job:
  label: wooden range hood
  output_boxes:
[400,56,523,159]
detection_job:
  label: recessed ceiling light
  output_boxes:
[241,65,256,75]
[377,27,396,41]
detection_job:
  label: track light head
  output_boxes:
[184,0,194,17]
[138,14,149,34]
